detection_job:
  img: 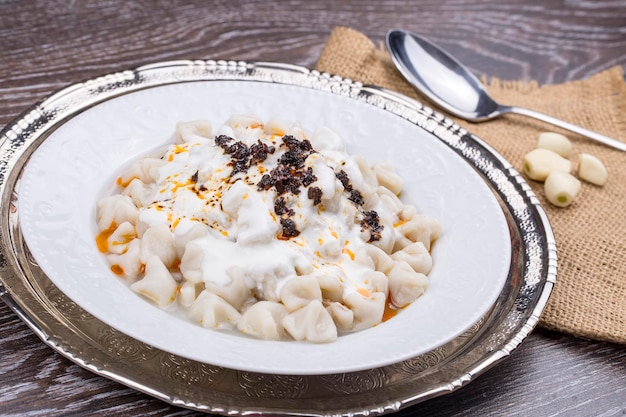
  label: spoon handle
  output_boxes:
[502,106,626,152]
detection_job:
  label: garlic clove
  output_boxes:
[537,132,573,158]
[523,148,571,182]
[544,171,581,208]
[578,153,608,186]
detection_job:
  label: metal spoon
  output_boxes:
[385,29,626,152]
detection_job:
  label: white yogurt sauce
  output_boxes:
[135,127,386,300]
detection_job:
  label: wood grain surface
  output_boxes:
[1,0,625,416]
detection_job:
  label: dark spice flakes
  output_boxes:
[279,218,300,239]
[215,134,275,178]
[256,136,319,200]
[361,210,383,242]
[307,187,323,206]
[216,133,384,242]
[274,196,294,216]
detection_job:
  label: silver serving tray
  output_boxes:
[0,60,556,416]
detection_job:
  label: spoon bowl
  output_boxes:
[385,29,626,152]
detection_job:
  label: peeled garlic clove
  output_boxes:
[578,153,608,186]
[523,148,571,181]
[544,171,581,208]
[537,132,572,158]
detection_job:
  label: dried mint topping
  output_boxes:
[348,189,364,206]
[256,135,317,197]
[215,133,384,242]
[335,170,351,191]
[279,218,300,239]
[250,140,275,165]
[307,187,323,206]
[274,196,294,216]
[361,210,383,242]
[215,135,275,177]
[301,167,317,187]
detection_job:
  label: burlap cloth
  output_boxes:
[316,27,626,344]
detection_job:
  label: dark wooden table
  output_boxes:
[1,1,625,415]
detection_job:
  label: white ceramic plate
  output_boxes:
[18,78,511,375]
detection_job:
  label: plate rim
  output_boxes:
[0,60,557,415]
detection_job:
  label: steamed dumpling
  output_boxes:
[238,301,288,340]
[280,275,323,312]
[130,255,178,307]
[388,260,428,308]
[344,291,386,330]
[391,241,433,275]
[140,224,177,268]
[106,238,142,280]
[96,195,138,230]
[105,221,136,255]
[175,120,212,144]
[189,290,241,329]
[282,299,337,343]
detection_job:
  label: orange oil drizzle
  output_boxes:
[95,222,117,253]
[116,176,137,188]
[357,288,371,297]
[110,264,124,276]
[382,300,399,322]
